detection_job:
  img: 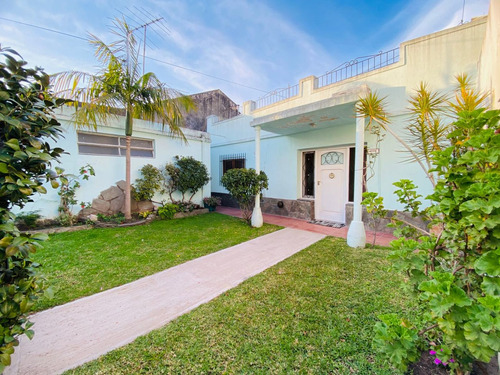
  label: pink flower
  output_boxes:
[450,359,455,363]
[434,358,442,365]
[429,350,437,355]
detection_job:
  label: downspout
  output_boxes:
[346,113,366,248]
[251,125,263,227]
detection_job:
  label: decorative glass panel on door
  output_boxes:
[321,151,344,165]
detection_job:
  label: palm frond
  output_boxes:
[449,73,489,113]
[356,91,390,133]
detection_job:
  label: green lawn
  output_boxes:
[65,237,414,375]
[32,213,279,311]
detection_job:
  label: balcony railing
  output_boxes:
[255,84,299,109]
[317,48,399,88]
[254,47,399,110]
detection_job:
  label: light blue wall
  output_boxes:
[16,109,211,219]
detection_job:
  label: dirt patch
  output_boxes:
[408,351,499,375]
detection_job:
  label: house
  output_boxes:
[17,106,211,219]
[208,2,499,246]
[183,89,240,131]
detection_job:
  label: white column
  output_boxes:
[347,114,366,248]
[251,125,263,227]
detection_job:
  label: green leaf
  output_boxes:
[5,139,20,151]
[481,277,500,296]
[25,329,34,340]
[475,250,500,276]
[30,233,48,241]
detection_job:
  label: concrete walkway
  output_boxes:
[6,228,325,375]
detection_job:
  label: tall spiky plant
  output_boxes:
[52,18,194,219]
[404,83,448,186]
[356,91,436,186]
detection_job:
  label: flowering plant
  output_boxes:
[203,196,221,207]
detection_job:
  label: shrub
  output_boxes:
[0,47,67,371]
[157,203,179,220]
[56,164,95,225]
[133,164,163,201]
[175,156,210,202]
[220,168,268,224]
[14,211,42,230]
[369,109,500,374]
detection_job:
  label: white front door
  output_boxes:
[315,148,348,223]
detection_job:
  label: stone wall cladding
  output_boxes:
[345,203,429,234]
[79,180,153,217]
[261,197,314,221]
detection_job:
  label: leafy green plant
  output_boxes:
[0,46,66,372]
[133,164,163,201]
[157,203,179,220]
[369,108,500,374]
[220,168,269,224]
[361,192,388,247]
[163,156,210,202]
[96,212,126,224]
[14,211,42,230]
[56,164,95,225]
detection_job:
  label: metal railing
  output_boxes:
[317,48,399,88]
[254,47,399,110]
[254,84,299,109]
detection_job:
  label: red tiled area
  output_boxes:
[217,206,396,247]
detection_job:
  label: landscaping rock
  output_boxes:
[137,200,154,212]
[109,194,125,213]
[101,186,122,201]
[116,180,127,191]
[92,198,110,213]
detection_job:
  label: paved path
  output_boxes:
[6,228,325,375]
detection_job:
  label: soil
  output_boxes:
[408,351,499,375]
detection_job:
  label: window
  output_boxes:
[302,151,315,198]
[220,153,246,179]
[348,146,367,202]
[77,132,154,158]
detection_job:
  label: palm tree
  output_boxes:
[52,18,194,219]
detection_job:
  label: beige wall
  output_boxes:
[479,0,500,108]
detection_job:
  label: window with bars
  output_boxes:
[220,153,246,181]
[77,132,154,158]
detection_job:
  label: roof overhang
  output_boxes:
[251,85,369,135]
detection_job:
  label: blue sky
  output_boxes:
[0,0,490,105]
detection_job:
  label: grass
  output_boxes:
[32,213,279,311]
[66,237,414,375]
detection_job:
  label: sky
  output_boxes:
[0,0,491,106]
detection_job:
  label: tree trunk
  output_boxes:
[125,135,132,219]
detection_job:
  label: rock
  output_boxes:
[137,200,154,213]
[109,195,125,213]
[101,186,123,201]
[92,198,110,213]
[116,180,127,191]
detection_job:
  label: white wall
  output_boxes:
[16,107,211,218]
